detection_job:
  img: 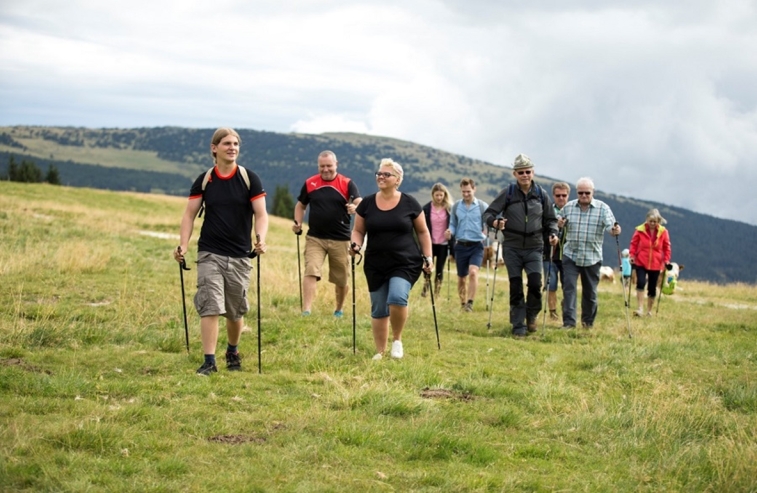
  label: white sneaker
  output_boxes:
[390,340,404,359]
[372,353,383,361]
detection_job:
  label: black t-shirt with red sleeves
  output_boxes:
[356,193,423,291]
[297,173,360,241]
[188,165,266,258]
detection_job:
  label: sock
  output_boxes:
[204,354,216,366]
[227,344,238,354]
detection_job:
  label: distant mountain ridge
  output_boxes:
[1,125,755,284]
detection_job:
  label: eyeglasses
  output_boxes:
[516,170,532,176]
[554,194,568,198]
[375,171,396,179]
[577,191,592,196]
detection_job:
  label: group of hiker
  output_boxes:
[174,127,673,374]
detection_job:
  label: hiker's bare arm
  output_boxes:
[176,198,202,262]
[252,197,269,254]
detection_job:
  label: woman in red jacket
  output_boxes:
[629,208,671,316]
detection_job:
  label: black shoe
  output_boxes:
[561,325,575,329]
[226,351,242,371]
[512,329,528,338]
[196,361,218,375]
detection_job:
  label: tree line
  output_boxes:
[2,155,61,185]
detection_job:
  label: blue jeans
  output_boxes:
[369,277,411,319]
[503,247,543,333]
[562,256,601,327]
[543,260,563,292]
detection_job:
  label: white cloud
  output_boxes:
[1,0,756,224]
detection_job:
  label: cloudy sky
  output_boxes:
[2,0,756,225]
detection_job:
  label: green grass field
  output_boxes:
[1,182,756,492]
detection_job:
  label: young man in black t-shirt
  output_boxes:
[174,128,268,375]
[293,150,361,317]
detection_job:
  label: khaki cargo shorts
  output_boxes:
[194,251,251,320]
[304,236,350,287]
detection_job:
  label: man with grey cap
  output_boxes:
[484,154,558,337]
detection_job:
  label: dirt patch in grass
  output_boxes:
[208,422,285,445]
[0,358,52,374]
[208,434,266,445]
[420,387,474,401]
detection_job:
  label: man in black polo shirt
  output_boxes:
[293,150,362,317]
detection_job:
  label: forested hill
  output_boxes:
[1,125,755,284]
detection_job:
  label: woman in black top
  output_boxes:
[351,158,433,360]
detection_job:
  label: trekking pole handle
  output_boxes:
[350,242,363,265]
[176,246,191,270]
[293,220,303,236]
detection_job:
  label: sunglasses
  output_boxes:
[375,171,396,178]
[515,170,532,176]
[554,194,568,198]
[577,191,592,196]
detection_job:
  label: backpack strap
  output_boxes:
[199,165,251,217]
[452,199,486,229]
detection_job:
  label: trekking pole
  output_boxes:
[350,244,363,355]
[485,233,491,311]
[255,234,262,373]
[177,248,191,353]
[614,224,632,338]
[446,244,451,301]
[486,218,503,330]
[541,243,555,332]
[423,255,441,349]
[655,267,666,315]
[294,221,303,313]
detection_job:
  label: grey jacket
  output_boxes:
[483,184,558,250]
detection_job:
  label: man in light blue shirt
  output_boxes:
[560,177,621,329]
[445,178,489,312]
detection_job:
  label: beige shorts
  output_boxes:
[193,251,251,320]
[304,236,350,287]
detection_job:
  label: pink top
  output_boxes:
[430,205,448,245]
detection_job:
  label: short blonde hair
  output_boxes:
[552,182,570,194]
[379,158,403,187]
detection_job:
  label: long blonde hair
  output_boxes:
[431,182,453,212]
[646,208,667,225]
[210,127,241,162]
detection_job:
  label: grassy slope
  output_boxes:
[0,182,756,492]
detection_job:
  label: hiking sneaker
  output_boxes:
[512,329,527,338]
[633,309,643,317]
[196,361,218,376]
[527,319,538,333]
[463,301,473,313]
[225,351,242,371]
[549,310,559,321]
[390,340,404,359]
[333,310,343,318]
[372,353,383,361]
